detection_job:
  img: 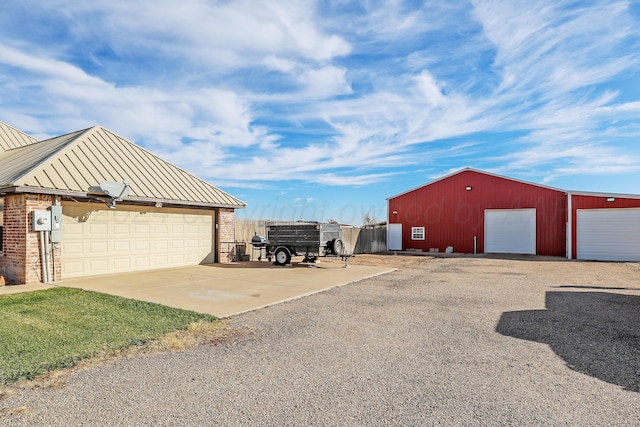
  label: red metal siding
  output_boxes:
[570,194,640,259]
[388,170,567,256]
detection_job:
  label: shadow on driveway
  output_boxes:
[496,291,640,392]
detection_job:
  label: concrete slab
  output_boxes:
[0,283,53,296]
[56,261,395,317]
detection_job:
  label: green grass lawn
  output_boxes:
[0,287,216,385]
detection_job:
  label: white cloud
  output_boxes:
[414,71,445,107]
[263,55,297,73]
[1,0,640,191]
[315,172,398,186]
[297,65,352,98]
[48,0,351,68]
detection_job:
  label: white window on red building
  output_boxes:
[411,226,425,240]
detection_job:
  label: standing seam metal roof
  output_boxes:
[0,125,245,208]
[0,122,38,151]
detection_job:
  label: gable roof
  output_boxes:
[387,167,566,200]
[0,122,38,151]
[0,125,245,209]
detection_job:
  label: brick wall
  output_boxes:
[0,194,60,284]
[218,208,236,263]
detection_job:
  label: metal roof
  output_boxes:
[387,168,640,201]
[0,122,38,151]
[387,167,567,200]
[0,125,245,208]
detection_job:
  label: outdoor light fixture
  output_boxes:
[465,186,473,191]
[606,197,615,202]
[392,211,398,215]
[155,202,163,208]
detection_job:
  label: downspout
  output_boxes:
[214,209,219,264]
[386,199,390,251]
[566,192,572,259]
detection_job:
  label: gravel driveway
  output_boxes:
[2,255,639,426]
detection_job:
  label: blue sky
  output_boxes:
[1,0,639,225]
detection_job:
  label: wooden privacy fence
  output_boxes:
[234,220,387,261]
[354,226,387,254]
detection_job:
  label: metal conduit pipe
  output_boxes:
[39,230,48,283]
[44,231,51,283]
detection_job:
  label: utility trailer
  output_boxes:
[251,222,345,265]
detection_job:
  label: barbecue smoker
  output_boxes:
[251,222,345,265]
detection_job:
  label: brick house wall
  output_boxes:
[218,208,236,263]
[0,193,61,285]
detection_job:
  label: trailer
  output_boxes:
[251,222,345,265]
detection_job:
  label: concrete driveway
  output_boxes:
[56,260,394,317]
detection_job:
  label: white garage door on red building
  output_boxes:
[484,209,536,255]
[576,208,640,261]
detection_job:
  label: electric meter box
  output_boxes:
[32,210,52,231]
[50,205,63,242]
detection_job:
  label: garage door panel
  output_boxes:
[485,209,536,255]
[113,241,131,251]
[63,223,84,236]
[135,240,151,251]
[185,253,202,263]
[577,209,640,261]
[134,257,150,268]
[113,224,130,235]
[172,253,186,263]
[135,224,150,234]
[62,203,215,279]
[154,255,169,265]
[89,259,109,273]
[154,240,168,250]
[154,224,168,233]
[113,258,132,269]
[63,261,84,275]
[64,241,84,255]
[89,223,108,236]
[90,241,109,254]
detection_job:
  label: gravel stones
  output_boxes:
[2,256,639,426]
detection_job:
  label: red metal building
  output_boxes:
[388,168,640,261]
[387,169,567,256]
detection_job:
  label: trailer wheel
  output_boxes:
[274,246,292,265]
[325,239,334,255]
[333,239,345,256]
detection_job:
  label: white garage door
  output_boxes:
[577,208,640,261]
[62,203,215,279]
[485,209,536,254]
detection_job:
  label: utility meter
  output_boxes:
[50,205,63,242]
[32,210,52,231]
